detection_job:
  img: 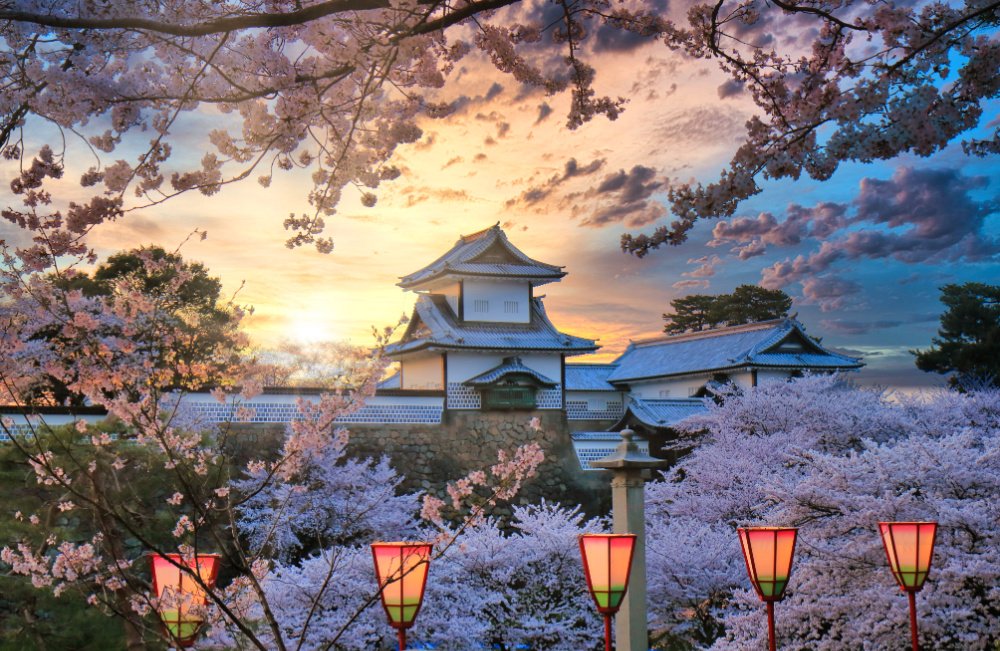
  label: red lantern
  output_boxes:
[738,527,798,651]
[579,533,637,651]
[879,522,937,651]
[371,542,432,651]
[150,553,221,648]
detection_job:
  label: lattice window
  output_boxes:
[473,299,489,312]
[504,300,519,314]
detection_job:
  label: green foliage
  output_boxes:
[0,421,227,649]
[913,282,1000,388]
[663,285,793,334]
[34,245,244,405]
[0,430,125,650]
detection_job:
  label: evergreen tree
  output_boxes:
[664,286,792,334]
[29,246,243,405]
[913,282,1000,388]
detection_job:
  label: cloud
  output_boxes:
[717,79,744,99]
[710,203,848,252]
[732,239,767,259]
[820,319,904,335]
[655,106,745,147]
[682,254,721,278]
[590,0,670,52]
[750,166,998,290]
[484,82,504,101]
[672,279,710,289]
[505,157,606,207]
[577,165,666,228]
[595,165,661,203]
[403,187,476,207]
[801,275,862,312]
[848,167,997,262]
[580,201,665,228]
[535,102,554,125]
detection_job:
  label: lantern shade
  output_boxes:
[151,553,221,648]
[579,533,637,615]
[371,542,432,629]
[879,522,937,592]
[738,527,798,602]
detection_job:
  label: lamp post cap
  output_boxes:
[589,428,669,470]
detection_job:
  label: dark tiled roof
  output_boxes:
[607,318,863,383]
[565,363,619,391]
[398,224,565,289]
[625,397,708,428]
[386,295,598,356]
[378,372,401,389]
[464,357,557,387]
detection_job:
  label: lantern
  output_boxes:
[150,553,221,648]
[737,527,798,651]
[879,522,937,651]
[371,542,432,651]
[579,533,637,651]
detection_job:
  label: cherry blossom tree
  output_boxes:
[0,198,546,649]
[646,375,1000,649]
[1,0,995,253]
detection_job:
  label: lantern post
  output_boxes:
[371,542,433,651]
[579,533,638,651]
[590,429,668,651]
[150,552,222,649]
[737,527,798,651]
[878,522,937,651]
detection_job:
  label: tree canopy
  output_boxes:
[26,245,243,406]
[913,282,1000,388]
[663,285,792,333]
[0,0,996,255]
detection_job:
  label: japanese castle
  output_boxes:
[1,224,864,471]
[378,224,862,467]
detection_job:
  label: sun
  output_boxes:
[290,317,334,344]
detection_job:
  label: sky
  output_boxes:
[1,21,998,392]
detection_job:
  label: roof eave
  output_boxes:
[608,361,862,384]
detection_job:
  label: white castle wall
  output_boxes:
[462,279,530,324]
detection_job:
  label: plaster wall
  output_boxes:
[565,390,625,411]
[756,369,795,385]
[447,352,562,383]
[439,282,460,316]
[628,376,713,398]
[628,370,796,396]
[401,353,444,390]
[462,279,530,324]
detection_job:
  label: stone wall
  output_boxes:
[229,410,611,516]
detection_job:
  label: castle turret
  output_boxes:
[386,224,597,411]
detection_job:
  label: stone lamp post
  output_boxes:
[591,429,669,651]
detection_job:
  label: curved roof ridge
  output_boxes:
[459,222,501,242]
[631,317,792,347]
[398,225,565,288]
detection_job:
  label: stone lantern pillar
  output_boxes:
[590,429,668,651]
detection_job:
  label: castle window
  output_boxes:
[473,299,489,312]
[504,300,519,314]
[481,385,537,410]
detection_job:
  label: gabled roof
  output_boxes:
[378,372,400,389]
[386,294,598,356]
[398,224,566,290]
[607,318,863,383]
[565,363,620,391]
[619,397,708,429]
[464,357,558,387]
